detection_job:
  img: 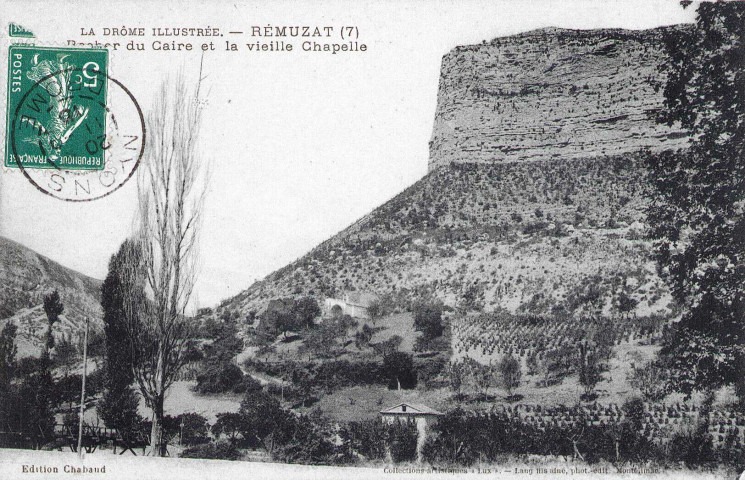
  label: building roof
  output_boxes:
[380,402,444,416]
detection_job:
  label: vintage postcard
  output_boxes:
[0,1,743,479]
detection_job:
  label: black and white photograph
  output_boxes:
[0,1,743,479]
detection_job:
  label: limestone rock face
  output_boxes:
[218,26,691,325]
[429,26,690,170]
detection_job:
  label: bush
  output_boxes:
[195,362,249,394]
[384,352,417,390]
[174,413,210,446]
[416,356,448,389]
[388,421,418,463]
[243,358,388,392]
[413,300,444,339]
[421,406,670,466]
[499,354,521,397]
[98,385,145,434]
[272,415,335,465]
[355,324,374,348]
[238,390,293,449]
[181,441,242,460]
[667,426,715,467]
[212,412,245,444]
[339,419,388,461]
[422,408,482,465]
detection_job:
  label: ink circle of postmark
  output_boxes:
[9,67,145,202]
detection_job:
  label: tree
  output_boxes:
[616,291,638,317]
[99,240,146,434]
[592,324,616,370]
[383,352,416,390]
[0,322,17,388]
[499,354,522,398]
[300,323,339,360]
[98,386,144,435]
[295,297,321,328]
[649,2,745,397]
[458,284,484,313]
[51,338,78,377]
[42,290,63,352]
[329,304,343,320]
[371,335,402,358]
[11,357,57,445]
[101,240,141,385]
[354,324,374,349]
[262,298,302,340]
[212,412,245,444]
[0,323,17,431]
[366,298,384,325]
[272,414,335,464]
[203,317,243,363]
[413,299,444,339]
[575,341,603,400]
[237,389,292,451]
[469,360,495,398]
[540,346,573,387]
[126,69,209,456]
[175,412,209,446]
[196,362,246,394]
[526,351,539,376]
[196,317,247,393]
[387,421,418,463]
[339,419,387,460]
[447,360,468,396]
[627,360,668,402]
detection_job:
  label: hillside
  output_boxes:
[222,154,671,320]
[0,236,102,356]
[217,26,688,345]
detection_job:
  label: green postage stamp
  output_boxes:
[6,46,109,171]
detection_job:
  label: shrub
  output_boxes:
[667,426,715,467]
[238,390,293,449]
[181,441,242,460]
[413,299,444,339]
[243,358,388,392]
[384,352,417,390]
[627,360,667,402]
[212,412,246,444]
[174,413,210,446]
[98,385,145,434]
[388,421,418,463]
[339,419,388,461]
[422,408,482,465]
[272,414,335,465]
[416,356,448,389]
[355,324,374,348]
[499,354,522,398]
[195,361,247,394]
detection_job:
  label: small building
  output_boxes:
[380,402,444,461]
[323,292,378,320]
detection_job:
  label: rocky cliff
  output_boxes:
[216,26,689,326]
[429,26,689,170]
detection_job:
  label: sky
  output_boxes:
[0,0,697,310]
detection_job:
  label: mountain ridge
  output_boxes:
[0,235,102,356]
[215,25,689,322]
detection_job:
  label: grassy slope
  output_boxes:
[221,154,669,324]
